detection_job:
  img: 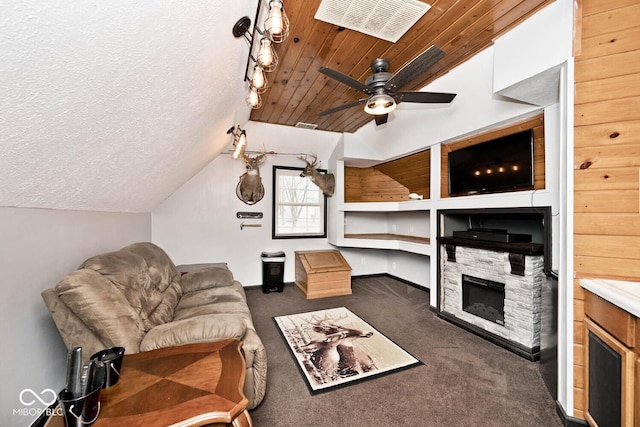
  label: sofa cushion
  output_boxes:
[140,314,247,351]
[122,242,181,293]
[180,266,234,293]
[146,282,182,327]
[79,250,164,331]
[174,285,249,315]
[55,269,145,352]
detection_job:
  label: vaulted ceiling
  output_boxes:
[250,0,553,133]
[0,0,553,212]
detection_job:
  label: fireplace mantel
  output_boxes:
[438,236,544,255]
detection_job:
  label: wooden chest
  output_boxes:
[294,250,352,299]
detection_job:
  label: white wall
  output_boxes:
[152,122,344,286]
[0,207,150,427]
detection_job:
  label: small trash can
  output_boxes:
[261,251,286,293]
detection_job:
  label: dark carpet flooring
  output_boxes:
[245,276,563,427]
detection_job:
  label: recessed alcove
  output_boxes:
[344,149,430,203]
[436,207,552,360]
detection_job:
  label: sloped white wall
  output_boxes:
[152,122,345,286]
[0,207,150,427]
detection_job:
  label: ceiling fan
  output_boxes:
[317,45,457,125]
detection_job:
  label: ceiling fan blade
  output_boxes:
[394,91,457,103]
[384,45,446,92]
[374,114,388,126]
[318,98,369,116]
[319,67,372,94]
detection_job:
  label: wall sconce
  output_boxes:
[233,0,289,109]
[227,125,248,159]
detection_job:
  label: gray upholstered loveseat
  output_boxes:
[41,242,266,409]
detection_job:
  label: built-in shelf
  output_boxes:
[338,235,431,255]
[344,233,430,244]
[339,200,431,212]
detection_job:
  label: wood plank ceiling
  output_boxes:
[248,0,554,133]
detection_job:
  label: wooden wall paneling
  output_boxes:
[574,213,640,236]
[533,131,546,190]
[574,189,638,213]
[575,96,640,127]
[574,255,640,281]
[579,26,640,62]
[581,3,640,40]
[344,167,363,203]
[581,0,639,17]
[374,150,430,198]
[576,73,640,105]
[574,142,640,170]
[343,150,430,202]
[575,50,640,83]
[573,167,639,191]
[574,235,640,261]
[570,0,640,408]
[574,121,640,148]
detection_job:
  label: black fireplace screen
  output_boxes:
[462,274,505,325]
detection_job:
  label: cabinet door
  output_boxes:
[584,318,636,427]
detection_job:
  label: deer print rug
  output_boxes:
[274,307,421,393]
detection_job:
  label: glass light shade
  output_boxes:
[257,38,277,72]
[250,65,268,93]
[264,0,289,43]
[363,93,397,115]
[246,86,262,109]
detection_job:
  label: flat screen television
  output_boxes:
[448,129,534,196]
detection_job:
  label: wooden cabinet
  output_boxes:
[295,250,352,299]
[583,291,638,427]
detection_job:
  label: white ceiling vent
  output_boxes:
[295,122,319,130]
[315,0,431,43]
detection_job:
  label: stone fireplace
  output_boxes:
[438,237,544,360]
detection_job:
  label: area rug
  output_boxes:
[274,306,421,393]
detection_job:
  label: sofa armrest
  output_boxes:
[139,314,247,351]
[180,266,235,293]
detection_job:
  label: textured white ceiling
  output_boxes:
[0,0,256,212]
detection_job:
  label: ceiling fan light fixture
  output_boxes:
[364,93,396,115]
[257,37,278,71]
[264,0,289,43]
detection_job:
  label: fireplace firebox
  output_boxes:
[462,274,505,325]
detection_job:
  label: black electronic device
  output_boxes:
[448,129,534,196]
[452,228,532,243]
